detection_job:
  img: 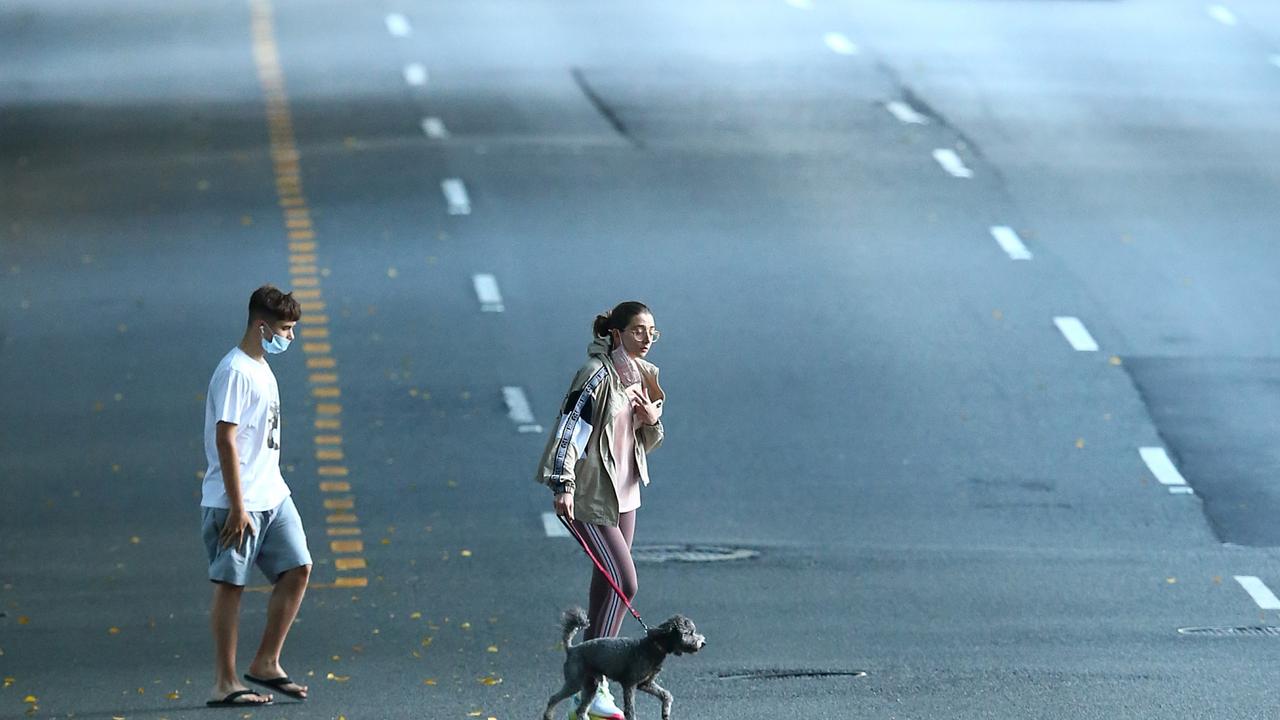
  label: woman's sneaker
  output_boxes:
[567,682,624,720]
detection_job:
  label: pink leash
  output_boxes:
[558,515,650,631]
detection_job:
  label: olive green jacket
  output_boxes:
[535,335,665,527]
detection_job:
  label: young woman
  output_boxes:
[536,301,665,720]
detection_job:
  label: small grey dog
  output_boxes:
[543,607,706,720]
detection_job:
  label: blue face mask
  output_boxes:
[261,325,291,354]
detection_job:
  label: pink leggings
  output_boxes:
[571,511,637,640]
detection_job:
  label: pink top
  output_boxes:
[612,388,643,513]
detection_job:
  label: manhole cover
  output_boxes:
[630,544,759,563]
[718,670,868,681]
[1178,626,1280,637]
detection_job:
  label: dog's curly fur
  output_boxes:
[543,607,706,720]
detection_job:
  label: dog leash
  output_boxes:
[558,515,650,632]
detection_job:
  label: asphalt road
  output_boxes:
[3,0,1280,718]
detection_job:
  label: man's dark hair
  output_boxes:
[248,285,301,324]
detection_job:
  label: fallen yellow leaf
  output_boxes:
[23,695,36,703]
[461,622,472,630]
[410,611,422,619]
[130,536,141,544]
[166,691,180,700]
[326,672,351,682]
[422,678,437,686]
[3,678,13,688]
[109,626,121,635]
[460,549,473,557]
[480,675,503,686]
[421,636,433,646]
[1074,438,1085,449]
[487,645,499,653]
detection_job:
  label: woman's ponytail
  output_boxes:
[593,301,651,338]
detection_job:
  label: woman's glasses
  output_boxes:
[627,327,660,343]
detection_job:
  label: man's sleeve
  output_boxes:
[210,369,253,427]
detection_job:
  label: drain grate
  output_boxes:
[630,544,759,563]
[718,670,868,681]
[1178,626,1280,637]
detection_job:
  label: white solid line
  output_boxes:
[823,32,859,55]
[421,117,449,139]
[441,178,471,215]
[990,226,1032,260]
[1207,5,1238,25]
[385,13,412,37]
[403,63,428,87]
[543,512,571,538]
[1053,316,1100,352]
[885,101,929,125]
[472,273,504,312]
[784,0,812,8]
[1235,576,1280,610]
[932,148,973,178]
[1169,486,1195,495]
[1139,447,1188,486]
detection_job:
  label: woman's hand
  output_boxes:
[629,385,662,427]
[553,492,574,519]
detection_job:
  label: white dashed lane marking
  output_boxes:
[403,63,428,87]
[1139,447,1188,487]
[543,512,570,538]
[823,32,859,55]
[503,386,543,433]
[421,117,449,139]
[441,178,471,215]
[990,226,1032,260]
[1235,576,1280,610]
[385,13,412,37]
[885,101,929,125]
[1053,316,1099,352]
[472,273,504,312]
[932,148,973,178]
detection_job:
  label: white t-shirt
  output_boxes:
[202,347,290,511]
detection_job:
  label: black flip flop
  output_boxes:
[244,674,307,701]
[207,689,274,707]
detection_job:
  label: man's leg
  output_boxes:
[211,582,270,703]
[246,563,311,697]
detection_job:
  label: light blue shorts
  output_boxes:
[202,496,312,586]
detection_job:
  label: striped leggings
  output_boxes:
[571,511,637,640]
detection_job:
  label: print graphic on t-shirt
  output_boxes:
[267,401,281,450]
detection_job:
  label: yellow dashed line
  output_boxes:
[250,0,365,589]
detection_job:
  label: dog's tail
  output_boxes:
[560,607,590,650]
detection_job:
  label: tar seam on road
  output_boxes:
[249,0,368,589]
[570,67,641,148]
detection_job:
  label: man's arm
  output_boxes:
[215,421,253,549]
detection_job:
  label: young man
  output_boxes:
[202,285,312,707]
